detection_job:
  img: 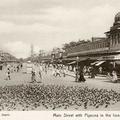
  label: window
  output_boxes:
[112,35,115,46]
[114,34,117,45]
[111,35,113,46]
[115,34,118,45]
[110,35,113,46]
[117,33,119,44]
[118,34,120,43]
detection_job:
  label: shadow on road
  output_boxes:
[103,80,120,84]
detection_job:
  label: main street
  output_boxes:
[0,66,120,111]
[0,68,120,92]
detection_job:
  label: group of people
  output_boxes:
[30,64,49,83]
[5,63,23,80]
[0,62,119,111]
[30,63,67,83]
[107,70,118,83]
[75,67,86,82]
[3,61,119,84]
[52,67,66,77]
[74,65,119,83]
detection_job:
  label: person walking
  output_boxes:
[112,70,118,83]
[56,68,61,77]
[17,65,19,72]
[52,68,56,77]
[5,68,11,80]
[37,66,42,83]
[78,70,86,82]
[90,66,95,78]
[44,65,47,74]
[62,68,66,77]
[75,67,79,82]
[30,69,36,83]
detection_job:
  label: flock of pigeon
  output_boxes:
[0,84,120,111]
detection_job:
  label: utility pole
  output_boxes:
[31,44,34,62]
[39,50,44,62]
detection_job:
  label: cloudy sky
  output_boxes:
[0,0,120,58]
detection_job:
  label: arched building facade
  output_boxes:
[65,12,120,61]
[106,12,120,51]
[59,12,120,75]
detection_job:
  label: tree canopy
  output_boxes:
[62,39,91,50]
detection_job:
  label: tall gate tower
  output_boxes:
[31,44,34,61]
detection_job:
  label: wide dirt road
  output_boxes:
[0,68,119,92]
[0,67,120,111]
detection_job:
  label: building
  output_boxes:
[0,50,17,62]
[55,12,120,75]
[105,12,120,54]
[37,12,120,74]
[64,12,120,62]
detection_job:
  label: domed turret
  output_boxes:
[115,12,120,22]
[107,12,120,49]
[110,12,120,30]
[114,12,120,26]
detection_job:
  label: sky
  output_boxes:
[0,0,120,58]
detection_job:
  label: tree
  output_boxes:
[62,39,91,50]
[62,43,70,50]
[69,41,77,47]
[52,47,61,53]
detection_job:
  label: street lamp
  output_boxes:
[1,52,4,61]
[76,56,79,68]
[59,51,63,59]
[76,56,79,82]
[51,53,55,63]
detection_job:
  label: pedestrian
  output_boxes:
[62,68,66,77]
[78,70,86,82]
[52,68,56,77]
[39,65,42,77]
[78,68,86,82]
[17,65,19,72]
[39,70,42,79]
[75,67,79,82]
[14,66,16,72]
[37,67,42,83]
[107,72,112,81]
[90,66,95,78]
[33,65,42,83]
[5,68,11,80]
[20,63,23,69]
[99,66,102,74]
[56,68,61,77]
[30,69,36,83]
[112,70,118,83]
[10,65,14,73]
[44,65,47,74]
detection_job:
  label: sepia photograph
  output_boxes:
[0,0,120,118]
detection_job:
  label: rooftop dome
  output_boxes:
[109,12,120,31]
[115,12,120,22]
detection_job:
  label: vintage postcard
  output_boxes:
[0,0,120,120]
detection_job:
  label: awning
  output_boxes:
[115,61,120,64]
[68,61,76,65]
[95,61,105,66]
[91,61,99,65]
[91,61,105,66]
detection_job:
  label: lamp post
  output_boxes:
[51,53,55,68]
[1,52,4,62]
[76,56,79,68]
[51,53,55,63]
[59,51,63,63]
[76,56,79,82]
[58,51,63,68]
[59,51,63,59]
